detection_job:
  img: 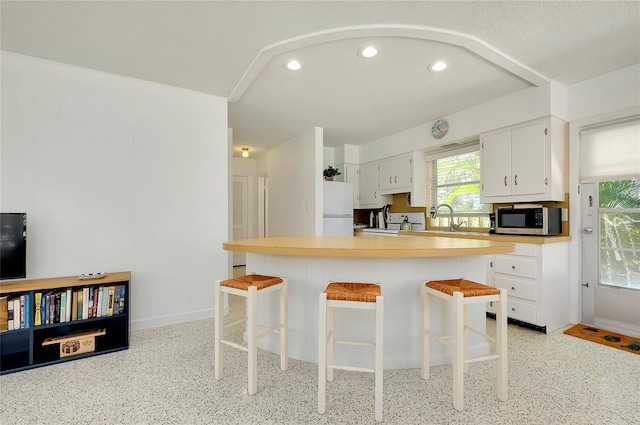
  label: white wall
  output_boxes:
[257,127,323,237]
[1,52,229,330]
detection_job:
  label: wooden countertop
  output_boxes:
[399,230,571,244]
[0,271,131,294]
[223,236,515,258]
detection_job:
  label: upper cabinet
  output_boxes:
[359,162,392,208]
[378,152,427,206]
[480,117,566,203]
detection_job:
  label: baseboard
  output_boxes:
[594,317,640,338]
[131,308,214,331]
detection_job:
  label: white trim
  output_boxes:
[425,142,479,162]
[594,317,640,339]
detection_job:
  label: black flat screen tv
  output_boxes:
[1,213,27,280]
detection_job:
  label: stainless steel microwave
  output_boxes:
[495,206,562,236]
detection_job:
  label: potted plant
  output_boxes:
[323,166,341,181]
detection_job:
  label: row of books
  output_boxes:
[0,294,31,331]
[0,285,126,332]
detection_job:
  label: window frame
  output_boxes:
[426,143,491,231]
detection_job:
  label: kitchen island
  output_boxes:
[223,236,515,369]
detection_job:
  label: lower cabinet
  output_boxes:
[0,271,130,374]
[487,243,568,333]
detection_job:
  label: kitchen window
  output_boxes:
[427,145,491,230]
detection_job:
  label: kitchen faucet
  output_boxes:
[430,203,454,231]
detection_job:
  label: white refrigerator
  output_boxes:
[323,181,354,236]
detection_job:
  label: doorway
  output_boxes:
[581,180,640,336]
[232,176,248,266]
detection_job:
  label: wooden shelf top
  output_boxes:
[223,236,514,258]
[0,271,131,294]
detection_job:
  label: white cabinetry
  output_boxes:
[378,152,427,207]
[487,242,569,333]
[336,163,360,208]
[480,116,565,203]
[359,162,391,208]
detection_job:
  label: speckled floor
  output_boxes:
[1,280,639,424]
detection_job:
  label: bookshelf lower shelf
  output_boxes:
[0,272,130,375]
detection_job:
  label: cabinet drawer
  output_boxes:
[494,256,537,279]
[495,275,537,301]
[507,298,537,324]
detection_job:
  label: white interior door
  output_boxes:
[232,176,248,266]
[581,181,640,337]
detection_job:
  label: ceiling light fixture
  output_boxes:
[428,61,449,72]
[286,60,302,71]
[358,45,378,58]
[241,148,249,158]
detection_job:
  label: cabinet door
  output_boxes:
[343,163,360,208]
[511,122,547,196]
[359,162,379,206]
[378,159,393,191]
[392,156,412,189]
[481,131,512,198]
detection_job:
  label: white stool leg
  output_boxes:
[374,295,384,423]
[247,285,258,395]
[452,291,464,411]
[214,280,223,381]
[280,279,289,371]
[463,304,469,374]
[421,284,430,380]
[496,288,508,402]
[318,293,327,415]
[326,300,335,382]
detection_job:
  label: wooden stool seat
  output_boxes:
[426,278,501,297]
[324,282,381,302]
[422,278,507,411]
[221,274,283,291]
[319,282,384,423]
[215,273,288,395]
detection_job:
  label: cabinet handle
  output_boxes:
[512,307,516,311]
[512,265,516,269]
[389,177,392,184]
[374,191,377,199]
[514,175,518,186]
[511,286,515,290]
[394,176,397,184]
[504,176,507,186]
[490,261,493,268]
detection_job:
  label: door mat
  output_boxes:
[563,324,640,355]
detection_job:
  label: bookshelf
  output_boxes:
[0,271,130,374]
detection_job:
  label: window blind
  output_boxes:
[580,118,640,182]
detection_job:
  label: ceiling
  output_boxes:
[2,1,639,158]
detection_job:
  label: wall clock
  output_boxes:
[431,119,449,139]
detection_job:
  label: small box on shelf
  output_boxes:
[42,328,106,358]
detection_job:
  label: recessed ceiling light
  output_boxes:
[286,60,302,71]
[428,61,449,72]
[358,45,378,58]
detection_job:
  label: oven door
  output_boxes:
[361,229,399,237]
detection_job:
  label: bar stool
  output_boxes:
[421,278,507,410]
[214,274,288,395]
[318,282,384,423]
